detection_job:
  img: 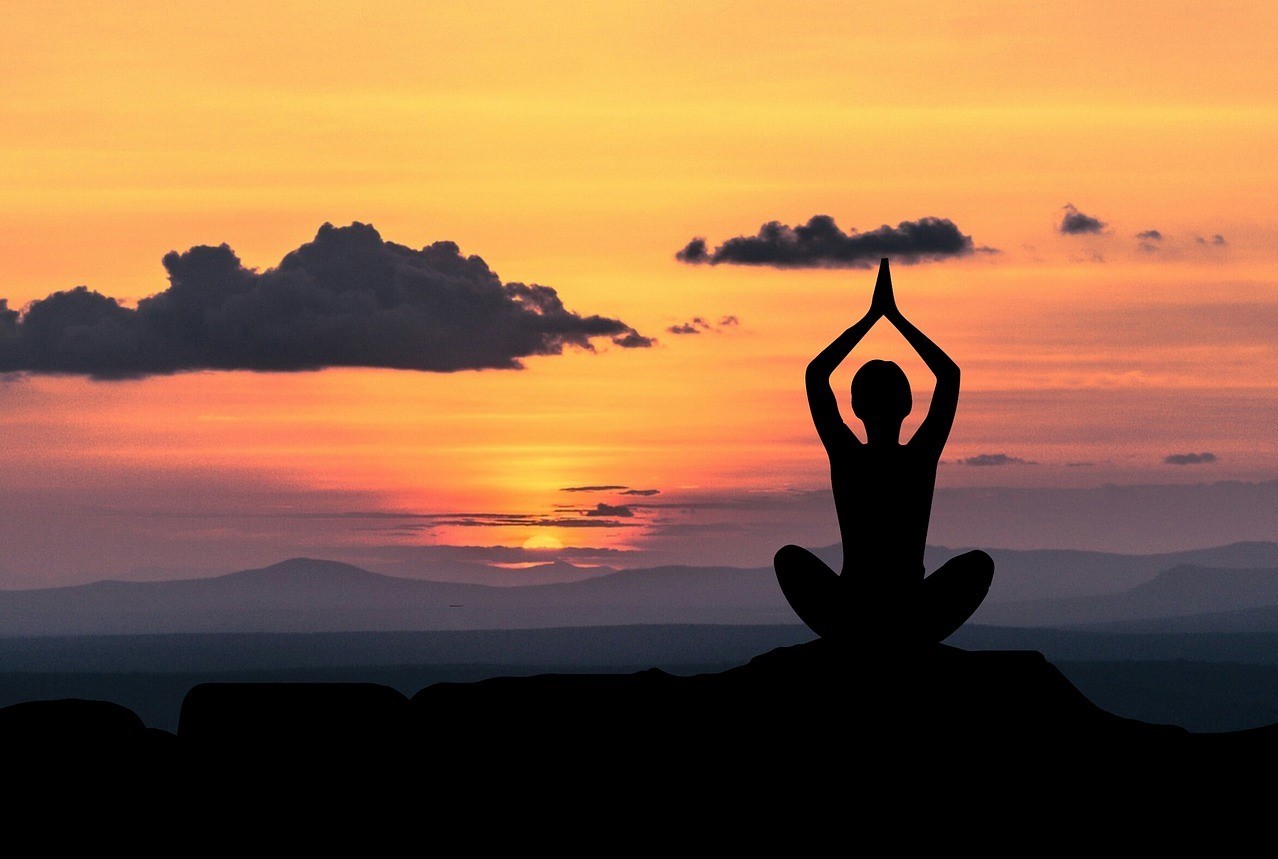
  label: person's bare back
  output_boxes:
[774,258,993,645]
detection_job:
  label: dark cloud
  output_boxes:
[676,215,990,268]
[613,331,657,348]
[668,315,739,335]
[585,503,634,518]
[675,238,710,264]
[957,453,1033,467]
[1136,230,1163,241]
[1164,452,1218,465]
[0,222,652,380]
[0,300,17,330]
[1195,234,1228,245]
[620,489,660,497]
[1059,204,1107,235]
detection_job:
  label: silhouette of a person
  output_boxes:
[775,258,993,645]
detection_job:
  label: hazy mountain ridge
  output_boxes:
[978,563,1278,628]
[0,557,793,635]
[945,541,1278,603]
[4,542,1278,636]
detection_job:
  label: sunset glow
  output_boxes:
[2,2,1277,584]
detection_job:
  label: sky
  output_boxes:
[2,1,1277,586]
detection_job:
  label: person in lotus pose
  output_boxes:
[774,258,993,645]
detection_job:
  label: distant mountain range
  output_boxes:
[977,564,1278,630]
[936,541,1278,603]
[3,541,1278,636]
[0,558,790,635]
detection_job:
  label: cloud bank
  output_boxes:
[677,215,990,268]
[0,222,652,379]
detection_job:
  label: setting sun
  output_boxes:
[522,535,565,551]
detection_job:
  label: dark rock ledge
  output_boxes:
[4,641,1275,820]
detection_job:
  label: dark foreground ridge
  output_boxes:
[5,641,1276,824]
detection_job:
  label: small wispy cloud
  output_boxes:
[1136,229,1163,253]
[559,485,660,496]
[1059,204,1107,235]
[585,503,634,518]
[956,453,1035,467]
[1164,452,1218,465]
[667,315,742,335]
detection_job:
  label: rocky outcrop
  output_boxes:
[2,641,1271,815]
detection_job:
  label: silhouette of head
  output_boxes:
[851,360,912,426]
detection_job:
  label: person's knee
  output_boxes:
[960,548,993,566]
[774,544,808,568]
[959,549,995,586]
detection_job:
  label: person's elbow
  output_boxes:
[805,361,833,391]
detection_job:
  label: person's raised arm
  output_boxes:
[806,306,880,449]
[875,258,960,452]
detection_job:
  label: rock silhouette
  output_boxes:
[15,641,1189,766]
[2,641,1277,838]
[777,258,993,643]
[178,682,411,757]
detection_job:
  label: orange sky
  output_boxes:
[2,1,1277,582]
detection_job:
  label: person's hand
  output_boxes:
[870,258,897,318]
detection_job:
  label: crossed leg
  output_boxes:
[917,549,994,643]
[774,545,994,644]
[773,544,843,640]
